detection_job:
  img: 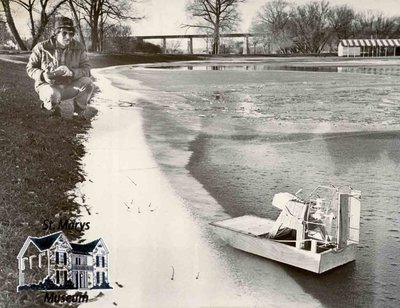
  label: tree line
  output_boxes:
[2,0,400,54]
[0,0,141,51]
[184,0,400,55]
[250,0,400,54]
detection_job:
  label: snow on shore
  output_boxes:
[73,65,322,308]
[74,67,257,307]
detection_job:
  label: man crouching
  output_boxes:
[27,16,94,117]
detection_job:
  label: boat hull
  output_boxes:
[211,215,357,273]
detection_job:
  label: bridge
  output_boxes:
[134,33,255,54]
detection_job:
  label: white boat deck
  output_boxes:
[211,215,275,237]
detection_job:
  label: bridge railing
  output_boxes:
[134,33,255,54]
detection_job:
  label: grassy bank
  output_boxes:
[0,52,204,307]
[0,59,90,307]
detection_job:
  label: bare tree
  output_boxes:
[201,29,214,54]
[184,0,244,54]
[12,0,36,39]
[288,0,332,54]
[390,16,400,38]
[0,15,13,45]
[28,0,68,47]
[352,11,378,38]
[251,0,291,53]
[352,11,400,39]
[1,0,76,49]
[104,23,131,52]
[0,0,27,49]
[249,20,269,53]
[257,0,289,37]
[328,5,354,40]
[372,14,398,38]
[68,0,86,48]
[248,34,260,54]
[166,39,182,54]
[72,0,142,52]
[7,0,68,48]
[251,1,400,54]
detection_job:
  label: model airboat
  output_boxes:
[210,185,361,273]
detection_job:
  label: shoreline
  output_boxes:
[74,66,323,307]
[76,67,262,307]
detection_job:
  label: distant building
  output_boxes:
[338,39,400,57]
[17,231,109,290]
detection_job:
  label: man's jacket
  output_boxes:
[26,36,91,89]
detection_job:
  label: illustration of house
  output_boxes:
[17,231,110,291]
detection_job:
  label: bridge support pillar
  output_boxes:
[162,37,167,53]
[188,37,193,54]
[243,36,250,55]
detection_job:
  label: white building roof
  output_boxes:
[340,39,400,47]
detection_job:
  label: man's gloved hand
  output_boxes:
[55,65,73,77]
[43,71,56,85]
[43,66,73,85]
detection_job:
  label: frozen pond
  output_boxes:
[101,60,400,307]
[139,63,400,76]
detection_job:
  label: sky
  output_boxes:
[131,0,400,36]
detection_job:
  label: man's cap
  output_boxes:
[55,16,75,32]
